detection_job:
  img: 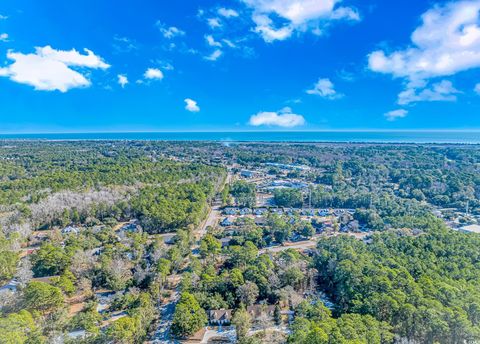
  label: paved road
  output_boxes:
[195,171,232,241]
[196,204,221,240]
[150,291,180,344]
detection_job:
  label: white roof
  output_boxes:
[67,330,86,339]
[459,224,480,234]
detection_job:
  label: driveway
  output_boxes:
[151,291,180,344]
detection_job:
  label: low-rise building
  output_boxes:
[221,217,235,227]
[120,222,139,233]
[247,305,276,320]
[240,170,256,178]
[239,208,252,215]
[254,207,268,216]
[0,279,20,294]
[209,309,233,325]
[220,237,232,248]
[459,224,480,234]
[254,217,268,226]
[223,207,238,215]
[62,226,80,235]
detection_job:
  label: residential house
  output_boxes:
[220,217,235,227]
[223,207,238,215]
[239,208,252,215]
[253,208,267,216]
[270,208,284,215]
[0,279,20,294]
[209,309,233,325]
[120,222,139,233]
[318,209,329,216]
[62,226,80,235]
[240,170,255,178]
[220,237,232,248]
[254,217,268,227]
[247,305,276,321]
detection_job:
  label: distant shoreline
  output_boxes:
[0,131,480,144]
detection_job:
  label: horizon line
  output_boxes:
[2,129,480,135]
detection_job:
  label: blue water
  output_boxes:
[0,131,479,143]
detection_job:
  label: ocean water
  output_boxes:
[0,131,480,143]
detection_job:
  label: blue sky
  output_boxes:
[1,0,480,132]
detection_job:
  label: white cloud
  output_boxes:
[369,1,480,80]
[205,35,222,47]
[207,18,222,29]
[384,109,408,121]
[368,1,480,104]
[368,0,480,105]
[306,78,342,99]
[0,15,7,20]
[337,69,355,82]
[185,98,200,112]
[144,68,164,80]
[113,35,138,53]
[222,39,236,48]
[0,45,109,92]
[117,74,128,88]
[0,33,8,42]
[249,107,305,127]
[398,80,461,105]
[330,6,360,21]
[242,0,360,42]
[218,8,239,18]
[475,83,480,94]
[35,46,109,68]
[156,21,185,39]
[252,14,293,42]
[158,61,174,71]
[204,49,223,61]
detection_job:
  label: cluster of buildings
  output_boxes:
[433,208,480,234]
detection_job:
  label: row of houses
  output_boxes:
[220,216,269,227]
[262,180,309,191]
[223,206,355,217]
[223,207,268,216]
[264,162,310,171]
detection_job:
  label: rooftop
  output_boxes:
[459,224,480,234]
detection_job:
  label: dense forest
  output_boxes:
[0,141,225,343]
[231,143,480,213]
[314,221,480,343]
[0,141,479,344]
